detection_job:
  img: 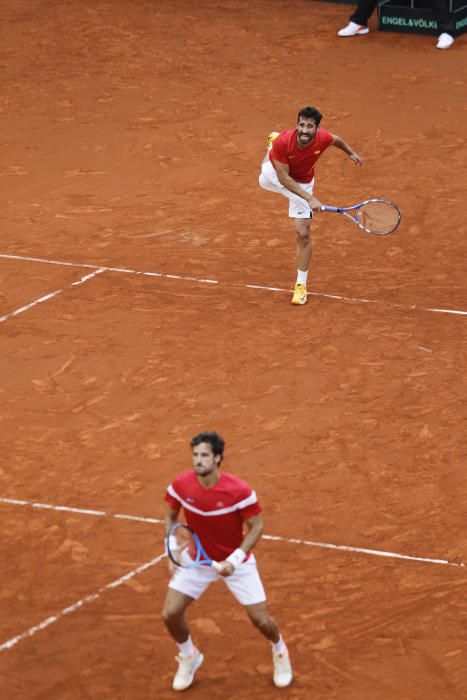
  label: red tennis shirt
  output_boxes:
[269,127,334,183]
[165,471,262,562]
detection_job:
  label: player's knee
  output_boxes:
[295,220,310,239]
[296,227,310,244]
[161,602,183,624]
[250,611,272,634]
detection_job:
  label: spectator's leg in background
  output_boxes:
[349,0,378,25]
[432,0,455,48]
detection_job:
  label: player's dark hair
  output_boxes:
[191,431,225,461]
[297,106,323,125]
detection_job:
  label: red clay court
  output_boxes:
[1,1,466,698]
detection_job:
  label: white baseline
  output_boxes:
[0,253,466,317]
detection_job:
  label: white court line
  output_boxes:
[1,497,464,569]
[0,498,464,654]
[0,552,166,652]
[1,252,466,316]
[0,268,106,323]
[262,535,465,568]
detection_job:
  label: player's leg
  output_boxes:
[161,588,194,643]
[288,178,314,306]
[223,556,293,688]
[245,604,292,687]
[162,566,215,691]
[244,600,280,641]
[292,216,311,306]
[259,162,312,306]
[162,589,204,691]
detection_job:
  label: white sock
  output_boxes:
[271,635,287,654]
[296,270,308,285]
[177,636,196,657]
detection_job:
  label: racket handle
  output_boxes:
[211,561,223,572]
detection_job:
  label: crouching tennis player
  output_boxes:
[161,431,292,691]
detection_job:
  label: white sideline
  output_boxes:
[0,552,166,652]
[1,252,466,316]
[0,268,106,323]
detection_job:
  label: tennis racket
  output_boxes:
[321,199,401,236]
[167,522,222,571]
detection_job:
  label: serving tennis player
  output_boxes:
[161,431,292,691]
[259,106,363,305]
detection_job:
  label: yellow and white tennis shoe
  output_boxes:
[273,647,293,687]
[291,283,307,305]
[267,131,280,149]
[172,649,204,691]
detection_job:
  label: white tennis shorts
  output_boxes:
[168,553,267,606]
[259,160,314,219]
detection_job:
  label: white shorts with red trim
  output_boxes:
[259,160,314,219]
[168,553,266,606]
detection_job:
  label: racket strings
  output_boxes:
[170,526,197,564]
[174,528,193,549]
[357,201,400,234]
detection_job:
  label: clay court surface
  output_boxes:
[1,0,467,697]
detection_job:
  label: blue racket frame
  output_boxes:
[321,199,401,236]
[167,522,221,571]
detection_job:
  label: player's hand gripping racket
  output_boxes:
[167,522,222,571]
[321,199,401,236]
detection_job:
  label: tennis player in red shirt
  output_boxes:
[162,431,292,691]
[259,106,363,305]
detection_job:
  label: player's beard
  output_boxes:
[298,132,312,145]
[195,464,214,476]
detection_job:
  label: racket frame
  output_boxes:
[167,522,222,571]
[321,198,401,236]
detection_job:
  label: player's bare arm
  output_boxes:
[164,504,180,534]
[272,158,322,212]
[164,505,181,573]
[217,514,265,578]
[330,133,363,167]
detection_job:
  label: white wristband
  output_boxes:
[226,548,245,570]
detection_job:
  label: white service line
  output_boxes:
[0,497,464,569]
[1,252,466,316]
[0,552,166,652]
[0,268,106,324]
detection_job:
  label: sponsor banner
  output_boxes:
[378,4,467,35]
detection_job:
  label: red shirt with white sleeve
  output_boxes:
[269,127,334,183]
[165,471,262,562]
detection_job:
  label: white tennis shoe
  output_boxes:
[172,649,204,691]
[337,21,370,36]
[436,33,454,49]
[273,647,293,688]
